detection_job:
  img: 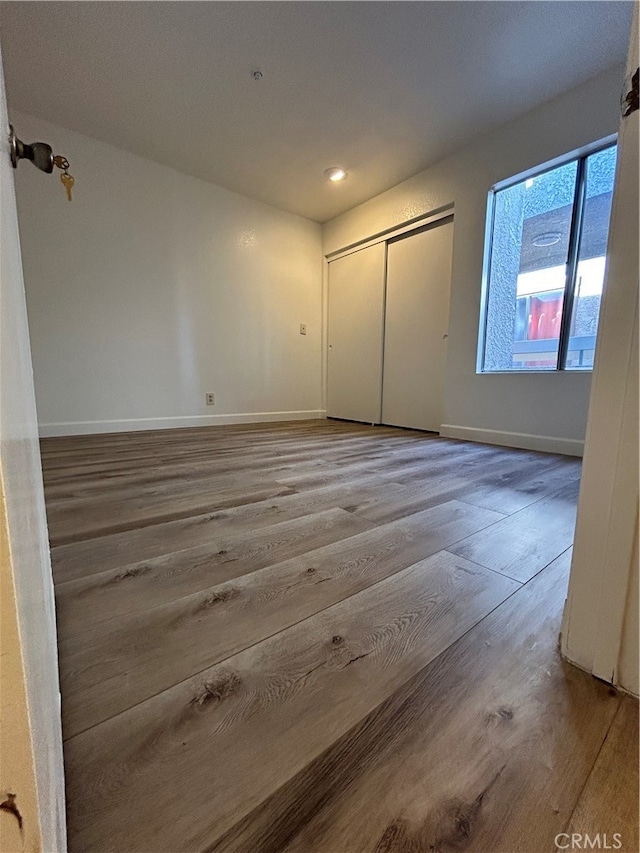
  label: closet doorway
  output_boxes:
[326,214,454,432]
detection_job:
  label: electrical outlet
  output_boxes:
[299,323,307,336]
[206,393,215,406]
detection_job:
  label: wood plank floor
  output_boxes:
[40,419,639,853]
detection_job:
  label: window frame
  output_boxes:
[477,135,618,375]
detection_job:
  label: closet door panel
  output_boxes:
[382,218,454,432]
[327,244,385,423]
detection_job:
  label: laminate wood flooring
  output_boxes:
[40,420,638,852]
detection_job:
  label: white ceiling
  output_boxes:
[0,1,632,223]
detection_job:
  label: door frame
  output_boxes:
[560,12,639,692]
[0,48,67,851]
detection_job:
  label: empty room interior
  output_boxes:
[1,2,639,852]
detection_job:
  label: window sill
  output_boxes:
[477,369,593,375]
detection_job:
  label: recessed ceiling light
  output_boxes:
[324,167,347,182]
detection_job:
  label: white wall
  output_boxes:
[323,66,624,456]
[11,111,323,436]
[0,51,66,850]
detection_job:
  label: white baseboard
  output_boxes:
[39,410,327,438]
[439,424,584,457]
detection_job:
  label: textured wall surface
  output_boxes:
[12,112,323,436]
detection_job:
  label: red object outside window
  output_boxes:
[528,294,563,340]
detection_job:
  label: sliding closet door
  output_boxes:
[327,243,385,423]
[382,216,454,432]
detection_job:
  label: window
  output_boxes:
[479,143,617,372]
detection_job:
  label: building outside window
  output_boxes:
[479,142,618,372]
